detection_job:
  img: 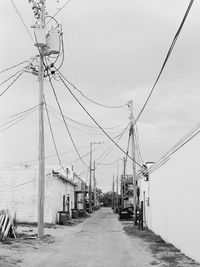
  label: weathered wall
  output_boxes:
[52,176,75,224]
[141,133,200,263]
[0,166,74,224]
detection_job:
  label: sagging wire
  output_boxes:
[48,74,88,168]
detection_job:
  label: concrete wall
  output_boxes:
[52,176,75,224]
[0,165,75,224]
[141,132,200,263]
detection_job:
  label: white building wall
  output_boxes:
[52,176,75,223]
[142,133,200,263]
[0,166,75,224]
[0,166,38,223]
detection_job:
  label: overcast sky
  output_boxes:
[0,0,200,192]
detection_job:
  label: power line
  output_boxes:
[0,180,34,193]
[48,76,88,168]
[44,95,63,168]
[58,72,143,168]
[96,158,122,166]
[10,0,35,43]
[0,108,37,133]
[0,71,22,87]
[47,104,127,130]
[96,123,130,163]
[0,105,39,122]
[48,0,73,23]
[0,60,29,75]
[0,105,38,128]
[0,72,23,97]
[2,144,90,168]
[59,75,127,109]
[135,0,195,123]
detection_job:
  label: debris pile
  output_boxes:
[0,210,16,241]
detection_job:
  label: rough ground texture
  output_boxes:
[123,222,200,267]
[0,208,199,267]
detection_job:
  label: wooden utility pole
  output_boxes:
[128,100,137,226]
[89,142,92,213]
[121,157,126,209]
[38,0,46,238]
[93,161,97,209]
[116,165,119,212]
[112,174,114,210]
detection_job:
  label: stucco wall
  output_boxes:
[142,133,200,263]
[0,166,75,224]
[52,176,75,224]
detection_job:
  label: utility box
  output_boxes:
[58,211,70,225]
[47,27,60,54]
[34,27,46,47]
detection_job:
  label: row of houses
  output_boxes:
[0,163,100,224]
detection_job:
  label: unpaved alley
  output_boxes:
[17,208,154,267]
[1,208,199,267]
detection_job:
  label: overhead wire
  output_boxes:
[58,71,142,168]
[0,72,23,97]
[59,75,127,109]
[0,107,37,133]
[95,123,130,163]
[0,60,29,75]
[135,0,195,124]
[47,0,73,23]
[10,0,35,44]
[96,158,122,166]
[43,95,63,169]
[47,104,127,130]
[0,105,38,128]
[0,105,39,122]
[48,75,88,168]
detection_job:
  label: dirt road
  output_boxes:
[1,208,199,266]
[21,208,154,267]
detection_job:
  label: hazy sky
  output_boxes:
[0,0,200,191]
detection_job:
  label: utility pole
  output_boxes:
[89,142,92,213]
[38,0,45,239]
[89,141,103,212]
[93,161,97,209]
[121,157,126,209]
[112,174,114,210]
[116,165,119,212]
[128,100,137,226]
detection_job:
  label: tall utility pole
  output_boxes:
[112,174,115,210]
[89,142,103,212]
[93,161,97,209]
[121,157,126,209]
[116,165,119,212]
[128,100,137,226]
[89,142,92,213]
[38,0,46,238]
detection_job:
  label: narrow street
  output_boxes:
[21,208,154,267]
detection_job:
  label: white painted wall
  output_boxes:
[141,132,200,263]
[0,165,75,224]
[52,176,75,223]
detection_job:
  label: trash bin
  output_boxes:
[78,210,85,217]
[58,211,70,225]
[71,209,78,219]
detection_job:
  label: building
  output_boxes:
[139,127,200,263]
[0,164,76,224]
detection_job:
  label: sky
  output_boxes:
[0,0,200,192]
